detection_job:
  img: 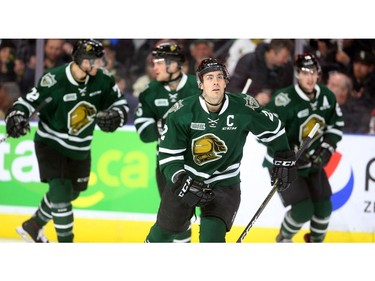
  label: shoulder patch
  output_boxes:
[275,92,291,106]
[244,95,260,110]
[40,73,57,88]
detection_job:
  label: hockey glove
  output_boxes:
[5,110,30,138]
[311,140,336,168]
[96,108,124,133]
[271,150,297,192]
[171,172,215,207]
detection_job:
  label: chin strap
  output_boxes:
[200,94,225,107]
[163,72,182,85]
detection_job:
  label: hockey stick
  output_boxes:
[241,78,252,94]
[0,96,53,144]
[236,123,320,243]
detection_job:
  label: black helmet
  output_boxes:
[295,52,321,74]
[72,39,104,64]
[196,58,230,85]
[152,42,185,64]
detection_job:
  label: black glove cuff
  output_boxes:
[273,150,296,167]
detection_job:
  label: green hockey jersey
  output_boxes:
[262,83,344,174]
[12,62,129,160]
[134,73,201,143]
[158,92,291,188]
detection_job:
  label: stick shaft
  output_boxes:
[241,78,252,94]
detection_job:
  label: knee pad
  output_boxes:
[313,198,332,218]
[290,198,314,223]
[200,216,226,242]
[48,178,73,203]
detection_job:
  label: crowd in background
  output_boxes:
[1,38,374,134]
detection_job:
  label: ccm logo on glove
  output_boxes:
[178,176,192,197]
[274,160,296,166]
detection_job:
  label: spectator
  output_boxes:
[306,39,346,83]
[0,82,21,119]
[349,50,375,110]
[227,39,294,106]
[186,39,214,75]
[43,39,66,71]
[327,71,372,134]
[0,39,17,83]
[226,39,270,75]
[101,39,131,88]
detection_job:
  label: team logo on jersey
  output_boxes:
[169,93,178,103]
[274,92,291,107]
[40,73,57,88]
[208,118,219,128]
[244,95,260,110]
[68,101,96,135]
[78,87,87,96]
[192,133,227,166]
[155,99,169,107]
[310,100,318,111]
[299,114,325,143]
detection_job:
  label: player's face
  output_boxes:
[297,68,319,93]
[80,57,106,75]
[200,71,226,100]
[153,58,179,82]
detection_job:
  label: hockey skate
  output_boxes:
[16,218,49,243]
[275,233,293,243]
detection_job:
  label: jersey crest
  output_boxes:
[299,114,325,143]
[169,93,178,103]
[244,95,260,110]
[192,133,227,166]
[68,101,96,135]
[40,73,57,88]
[275,92,291,107]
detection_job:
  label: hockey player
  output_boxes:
[145,58,297,242]
[5,39,129,242]
[262,52,344,242]
[134,42,201,243]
